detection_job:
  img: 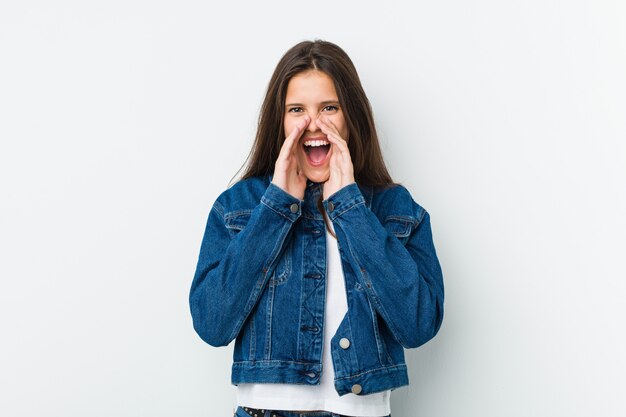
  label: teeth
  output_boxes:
[304,140,329,147]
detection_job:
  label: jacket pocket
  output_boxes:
[224,210,292,285]
[383,215,416,245]
[224,210,253,234]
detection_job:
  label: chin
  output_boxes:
[304,169,330,184]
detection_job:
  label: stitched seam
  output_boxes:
[334,364,408,380]
[213,201,225,219]
[261,199,297,222]
[232,360,323,366]
[249,315,256,360]
[331,200,365,220]
[366,294,386,365]
[224,209,253,220]
[384,215,418,227]
[265,283,274,360]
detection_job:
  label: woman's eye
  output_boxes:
[287,107,303,113]
[322,105,339,112]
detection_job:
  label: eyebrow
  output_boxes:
[285,100,340,107]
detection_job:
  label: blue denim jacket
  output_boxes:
[190,176,444,396]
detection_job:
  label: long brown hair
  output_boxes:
[239,40,393,187]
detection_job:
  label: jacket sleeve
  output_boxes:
[189,183,301,347]
[324,183,444,349]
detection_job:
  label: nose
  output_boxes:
[305,111,321,133]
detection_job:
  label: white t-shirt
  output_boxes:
[237,226,391,417]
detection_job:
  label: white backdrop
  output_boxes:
[1,1,625,416]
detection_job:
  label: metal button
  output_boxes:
[327,201,335,212]
[339,338,350,349]
[290,203,299,213]
[351,384,362,394]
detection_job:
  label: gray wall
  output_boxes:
[1,1,625,416]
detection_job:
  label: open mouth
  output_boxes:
[303,137,331,166]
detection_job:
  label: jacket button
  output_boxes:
[327,201,335,212]
[289,203,299,213]
[339,338,350,349]
[351,384,362,394]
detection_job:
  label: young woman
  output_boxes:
[190,40,444,417]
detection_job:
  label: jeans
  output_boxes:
[234,406,390,417]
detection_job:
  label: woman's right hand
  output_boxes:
[272,116,310,200]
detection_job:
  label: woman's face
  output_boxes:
[284,70,349,184]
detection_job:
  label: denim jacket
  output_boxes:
[189,176,444,396]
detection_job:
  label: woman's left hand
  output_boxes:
[317,116,355,200]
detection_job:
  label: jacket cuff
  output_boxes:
[260,183,303,222]
[323,183,365,221]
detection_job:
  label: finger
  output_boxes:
[320,125,350,159]
[285,117,309,150]
[317,115,346,138]
[316,116,341,138]
[323,129,348,149]
[279,116,309,159]
[317,117,348,147]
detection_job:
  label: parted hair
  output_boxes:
[240,40,393,187]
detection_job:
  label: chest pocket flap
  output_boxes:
[224,210,253,235]
[223,209,291,285]
[383,215,418,245]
